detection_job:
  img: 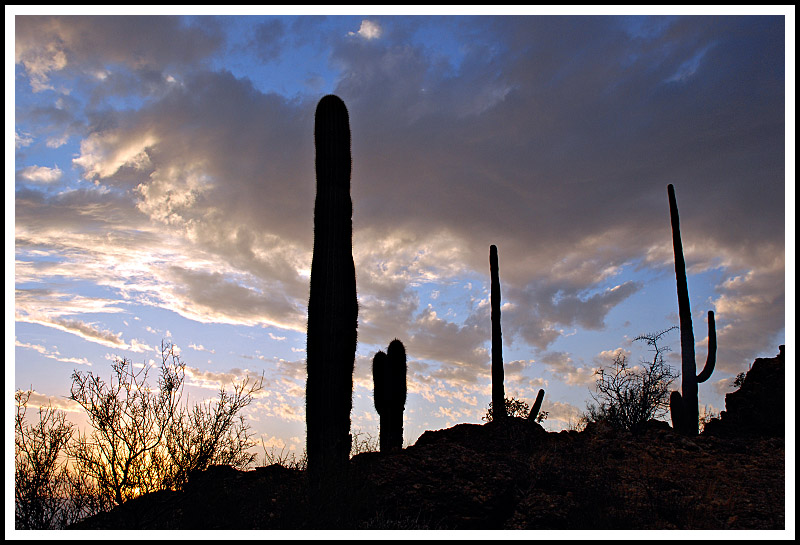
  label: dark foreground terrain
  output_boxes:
[70,347,785,530]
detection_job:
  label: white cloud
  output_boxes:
[16,41,68,92]
[73,131,157,180]
[541,400,585,429]
[188,342,215,353]
[46,134,70,148]
[16,389,83,413]
[16,165,63,184]
[15,131,34,148]
[184,365,264,391]
[539,351,599,387]
[349,19,382,40]
[15,338,92,366]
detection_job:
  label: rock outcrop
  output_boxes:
[703,345,785,438]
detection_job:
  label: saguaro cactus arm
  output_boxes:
[528,388,545,421]
[695,310,716,384]
[372,351,388,416]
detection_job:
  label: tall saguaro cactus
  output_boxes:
[490,244,506,421]
[306,95,358,480]
[372,339,407,451]
[666,184,717,436]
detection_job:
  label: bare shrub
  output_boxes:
[15,389,74,529]
[483,396,548,423]
[68,340,263,506]
[585,327,678,433]
[698,405,720,434]
[350,429,380,456]
[260,442,308,471]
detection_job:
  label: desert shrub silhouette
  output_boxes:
[68,341,262,505]
[584,328,677,433]
[665,184,717,436]
[372,339,407,452]
[15,340,260,528]
[305,94,358,484]
[483,396,548,423]
[14,390,91,529]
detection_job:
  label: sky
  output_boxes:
[8,8,794,462]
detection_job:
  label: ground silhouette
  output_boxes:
[68,346,785,530]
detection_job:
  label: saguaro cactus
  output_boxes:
[306,95,358,480]
[528,388,545,422]
[666,184,717,436]
[372,339,407,451]
[490,245,506,421]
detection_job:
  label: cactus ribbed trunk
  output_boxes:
[306,95,358,481]
[668,184,698,435]
[490,245,506,421]
[667,184,716,436]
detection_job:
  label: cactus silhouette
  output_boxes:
[306,95,358,480]
[528,388,545,421]
[490,245,506,421]
[372,339,407,451]
[666,184,717,436]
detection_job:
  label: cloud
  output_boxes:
[250,19,286,62]
[38,317,126,348]
[542,400,585,428]
[162,266,306,331]
[15,15,223,92]
[505,280,642,351]
[15,131,34,148]
[711,256,785,371]
[15,339,92,366]
[16,165,63,184]
[711,376,736,397]
[73,131,158,180]
[184,365,264,391]
[188,342,215,353]
[15,389,83,414]
[407,306,489,384]
[349,20,382,40]
[13,16,785,406]
[13,289,153,351]
[538,351,598,387]
[595,347,632,366]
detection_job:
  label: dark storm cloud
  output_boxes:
[336,16,784,265]
[250,19,286,62]
[164,265,306,330]
[15,15,785,375]
[329,15,784,362]
[505,280,643,350]
[15,15,223,82]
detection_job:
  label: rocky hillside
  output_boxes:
[69,346,786,530]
